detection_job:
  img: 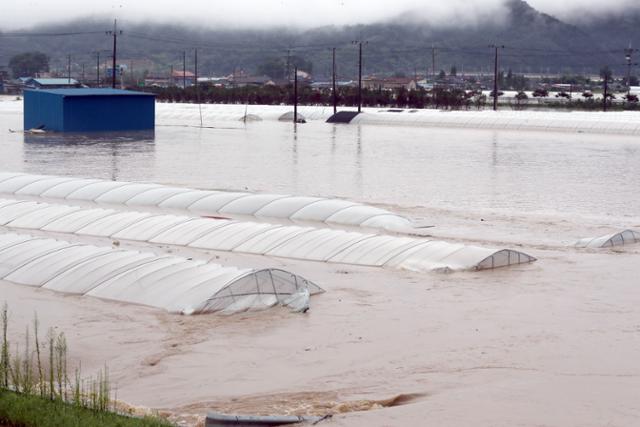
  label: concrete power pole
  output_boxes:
[352,40,367,113]
[489,45,504,111]
[332,47,337,114]
[625,45,637,96]
[106,20,122,89]
[432,46,437,82]
[182,51,186,89]
[293,66,298,124]
[96,52,100,87]
[286,49,291,82]
[603,70,609,112]
[194,48,198,90]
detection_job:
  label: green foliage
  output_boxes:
[8,52,49,78]
[0,391,173,427]
[0,303,173,427]
[1,303,8,388]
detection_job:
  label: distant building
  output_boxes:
[172,70,196,87]
[310,80,356,90]
[198,77,231,87]
[144,75,171,88]
[24,78,81,89]
[230,75,275,87]
[363,77,417,91]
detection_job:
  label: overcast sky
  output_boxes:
[3,0,640,30]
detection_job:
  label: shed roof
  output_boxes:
[25,88,155,97]
[29,78,79,85]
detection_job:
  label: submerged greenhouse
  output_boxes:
[0,232,323,314]
[0,172,413,233]
[0,198,537,272]
[575,230,640,248]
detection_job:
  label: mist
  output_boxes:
[2,0,640,31]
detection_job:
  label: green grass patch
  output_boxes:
[0,390,173,427]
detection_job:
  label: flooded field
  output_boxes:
[1,97,639,427]
[1,100,639,222]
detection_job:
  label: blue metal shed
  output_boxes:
[24,88,155,132]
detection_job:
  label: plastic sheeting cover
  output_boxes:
[0,232,323,314]
[0,172,413,233]
[575,229,640,248]
[0,198,537,272]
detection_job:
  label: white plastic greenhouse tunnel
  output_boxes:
[155,103,335,125]
[575,230,640,248]
[153,103,640,135]
[0,172,414,233]
[0,198,537,272]
[0,232,323,314]
[347,109,640,135]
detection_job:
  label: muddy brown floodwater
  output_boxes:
[1,97,639,426]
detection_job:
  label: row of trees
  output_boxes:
[149,85,485,110]
[7,52,50,78]
[146,84,640,111]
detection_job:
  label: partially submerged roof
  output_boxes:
[25,88,155,97]
[575,229,640,248]
[0,172,413,233]
[0,198,537,272]
[28,78,79,86]
[0,232,322,315]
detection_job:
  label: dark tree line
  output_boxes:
[8,52,49,78]
[142,84,639,111]
[147,85,485,110]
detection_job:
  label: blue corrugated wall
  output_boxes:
[24,91,65,131]
[23,89,155,132]
[63,95,155,132]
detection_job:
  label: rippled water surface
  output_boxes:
[1,103,639,220]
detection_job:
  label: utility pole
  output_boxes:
[353,40,367,113]
[294,66,298,124]
[67,55,71,84]
[170,64,174,86]
[96,52,100,87]
[625,45,636,96]
[431,46,437,82]
[194,48,198,90]
[603,69,609,112]
[489,45,504,111]
[182,51,186,89]
[286,49,291,82]
[332,47,337,114]
[81,63,85,84]
[106,19,122,89]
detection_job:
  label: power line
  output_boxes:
[0,31,105,38]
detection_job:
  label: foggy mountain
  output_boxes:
[0,0,637,79]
